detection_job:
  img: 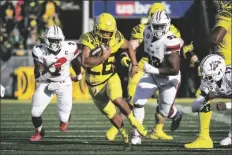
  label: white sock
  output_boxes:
[225,102,231,110]
[133,107,145,136]
[228,125,232,137]
[37,125,43,132]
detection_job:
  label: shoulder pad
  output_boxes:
[131,24,146,39]
[64,41,79,55]
[165,33,180,46]
[217,10,232,19]
[79,32,95,48]
[32,44,44,63]
[115,30,124,42]
[170,24,181,38]
[164,33,180,53]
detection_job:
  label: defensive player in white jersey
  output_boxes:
[30,25,82,141]
[185,54,232,148]
[128,11,183,145]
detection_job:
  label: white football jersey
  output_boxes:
[143,25,181,86]
[32,41,79,82]
[143,25,180,68]
[200,65,232,98]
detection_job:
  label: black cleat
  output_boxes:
[170,111,183,132]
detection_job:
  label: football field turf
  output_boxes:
[1,100,231,155]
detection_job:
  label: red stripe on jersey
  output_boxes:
[74,49,79,55]
[167,44,180,51]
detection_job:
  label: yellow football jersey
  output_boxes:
[215,10,231,65]
[131,23,181,69]
[79,30,125,85]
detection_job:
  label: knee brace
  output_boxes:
[32,116,42,128]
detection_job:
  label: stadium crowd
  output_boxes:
[0,0,61,61]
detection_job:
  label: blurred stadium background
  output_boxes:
[0,0,217,99]
[0,0,231,155]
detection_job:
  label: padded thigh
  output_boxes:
[107,73,122,101]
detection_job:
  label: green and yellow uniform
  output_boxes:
[79,30,125,119]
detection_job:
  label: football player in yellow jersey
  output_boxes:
[106,2,185,141]
[185,0,231,149]
[79,13,147,144]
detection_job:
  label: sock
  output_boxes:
[111,125,119,133]
[119,127,129,142]
[37,125,43,132]
[155,124,164,133]
[127,111,135,123]
[132,107,145,136]
[228,125,232,137]
[199,111,212,138]
[119,127,126,133]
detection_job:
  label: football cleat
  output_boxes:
[131,120,148,137]
[105,126,119,141]
[30,128,45,141]
[131,136,142,145]
[149,131,173,140]
[220,137,232,146]
[184,137,213,148]
[60,114,71,132]
[119,128,129,144]
[60,122,68,132]
[170,111,183,132]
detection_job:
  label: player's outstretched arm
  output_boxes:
[128,39,139,77]
[81,45,111,68]
[209,26,227,54]
[183,42,200,66]
[71,56,82,82]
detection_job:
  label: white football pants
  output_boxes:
[31,77,72,123]
[133,73,180,136]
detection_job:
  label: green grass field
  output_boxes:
[0,101,231,155]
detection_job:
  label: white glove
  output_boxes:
[1,84,5,97]
[144,63,159,74]
[71,73,83,82]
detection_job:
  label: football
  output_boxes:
[90,46,103,57]
[90,44,109,57]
